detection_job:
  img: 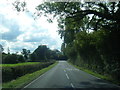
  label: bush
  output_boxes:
[2,61,55,82]
[2,54,18,64]
[17,55,25,62]
[2,67,13,82]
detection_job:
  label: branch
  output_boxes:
[69,10,120,22]
[94,18,104,31]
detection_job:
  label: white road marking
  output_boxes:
[23,73,45,89]
[23,64,57,89]
[65,73,69,79]
[71,83,74,88]
[65,68,79,71]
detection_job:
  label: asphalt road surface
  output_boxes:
[23,61,120,89]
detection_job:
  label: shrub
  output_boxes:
[17,55,25,63]
[2,54,18,64]
[2,61,55,82]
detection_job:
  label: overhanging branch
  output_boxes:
[68,10,120,22]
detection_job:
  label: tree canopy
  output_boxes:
[35,1,120,82]
[13,1,120,82]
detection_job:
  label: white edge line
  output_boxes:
[23,73,45,89]
[71,83,74,88]
[65,73,69,79]
[22,62,57,89]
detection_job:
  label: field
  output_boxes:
[0,62,41,67]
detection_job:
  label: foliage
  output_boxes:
[17,55,25,62]
[11,1,120,83]
[2,62,58,88]
[2,61,55,82]
[0,44,4,53]
[69,62,120,85]
[2,54,18,64]
[35,1,120,82]
[2,53,26,64]
[33,45,48,61]
[1,62,40,67]
[22,49,30,60]
[30,52,37,61]
[2,45,66,64]
[31,45,67,61]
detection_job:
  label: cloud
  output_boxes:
[0,24,9,34]
[2,25,22,41]
[0,0,63,53]
[0,12,22,41]
[17,31,50,42]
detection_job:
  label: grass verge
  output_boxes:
[68,61,120,85]
[2,61,58,89]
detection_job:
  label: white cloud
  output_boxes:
[0,0,63,53]
[0,25,9,33]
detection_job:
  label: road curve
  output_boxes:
[22,61,120,89]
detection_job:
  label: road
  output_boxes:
[23,61,120,89]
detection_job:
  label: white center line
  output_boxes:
[71,83,74,88]
[65,73,69,79]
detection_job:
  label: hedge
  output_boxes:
[2,61,55,82]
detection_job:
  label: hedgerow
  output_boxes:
[2,61,55,82]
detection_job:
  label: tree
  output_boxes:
[22,49,31,61]
[35,2,120,34]
[35,2,120,80]
[33,45,48,61]
[17,55,25,62]
[0,44,4,53]
[30,53,37,62]
[2,54,18,64]
[13,1,120,80]
[7,47,10,54]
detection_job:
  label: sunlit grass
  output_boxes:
[2,61,58,88]
[0,62,41,67]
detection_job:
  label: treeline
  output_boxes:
[1,45,67,64]
[63,30,120,81]
[2,53,25,64]
[36,2,120,82]
[30,45,67,62]
[1,45,66,83]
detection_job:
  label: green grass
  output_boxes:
[68,61,120,85]
[0,62,41,67]
[2,61,58,88]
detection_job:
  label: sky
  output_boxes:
[0,0,63,54]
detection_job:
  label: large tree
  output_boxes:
[33,45,49,61]
[35,1,120,80]
[13,1,120,81]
